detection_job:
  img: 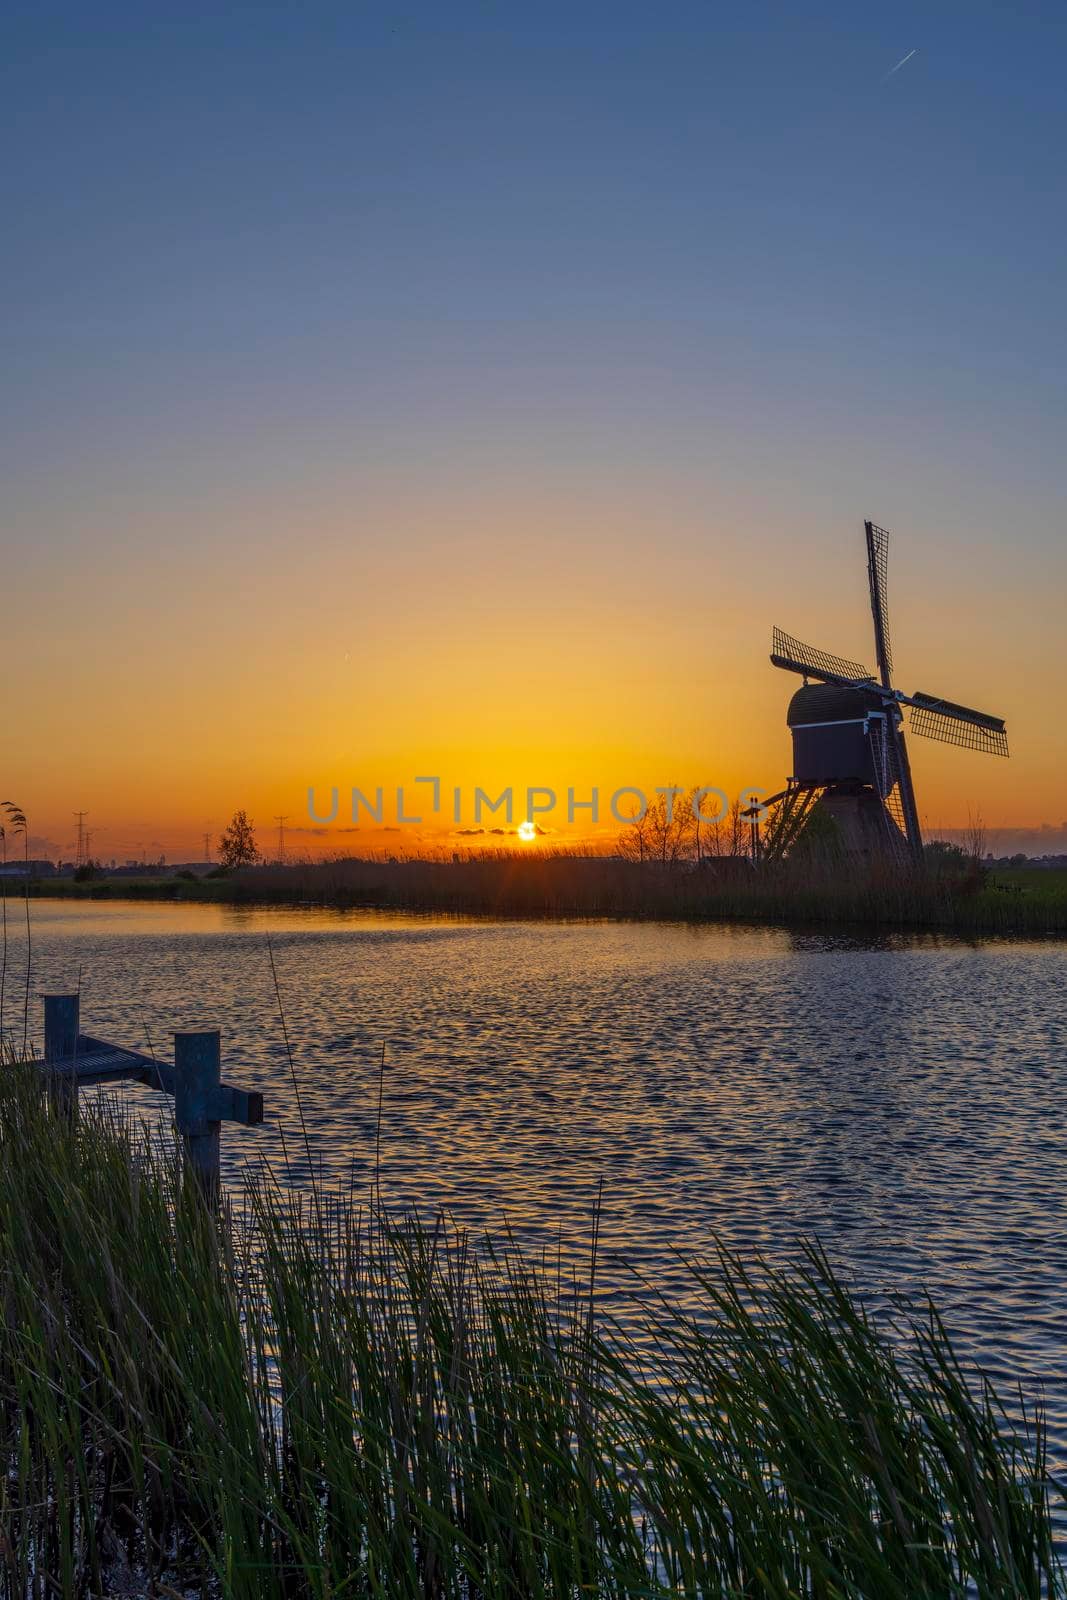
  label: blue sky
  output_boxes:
[6,1,1063,491]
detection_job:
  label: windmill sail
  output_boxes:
[865,715,914,859]
[908,693,1009,757]
[865,520,893,684]
[771,628,875,686]
[862,521,922,858]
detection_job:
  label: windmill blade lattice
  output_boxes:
[865,521,893,679]
[908,694,1009,757]
[866,716,914,858]
[771,628,875,685]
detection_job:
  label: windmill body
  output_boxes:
[760,522,1008,864]
[787,682,883,788]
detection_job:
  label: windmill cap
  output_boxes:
[786,682,882,727]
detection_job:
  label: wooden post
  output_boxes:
[43,992,79,1120]
[174,1030,221,1205]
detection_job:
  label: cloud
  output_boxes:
[883,47,918,80]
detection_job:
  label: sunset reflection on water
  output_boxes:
[15,899,1067,1470]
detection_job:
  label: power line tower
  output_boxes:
[73,811,89,869]
[203,831,212,863]
[274,815,290,865]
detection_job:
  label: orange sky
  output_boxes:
[6,474,1063,863]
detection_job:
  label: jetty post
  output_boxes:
[174,1030,223,1205]
[43,992,79,1120]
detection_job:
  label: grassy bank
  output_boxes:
[21,855,1067,932]
[0,1064,1063,1597]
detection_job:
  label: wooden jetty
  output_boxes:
[29,993,265,1203]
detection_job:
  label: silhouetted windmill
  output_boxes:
[759,521,1008,864]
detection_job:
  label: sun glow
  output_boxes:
[517,820,537,843]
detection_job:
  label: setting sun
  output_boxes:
[517,821,537,843]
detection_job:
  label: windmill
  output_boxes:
[758,520,1008,864]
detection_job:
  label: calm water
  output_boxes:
[7,900,1067,1465]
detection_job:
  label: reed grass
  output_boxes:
[24,852,1067,932]
[0,805,31,1052]
[0,1063,1062,1596]
[222,854,1067,933]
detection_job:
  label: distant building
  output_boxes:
[0,859,57,878]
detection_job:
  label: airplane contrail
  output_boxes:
[884,48,918,80]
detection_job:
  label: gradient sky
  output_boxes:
[3,1,1064,860]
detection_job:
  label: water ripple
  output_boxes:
[14,900,1067,1471]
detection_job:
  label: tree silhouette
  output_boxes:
[217,811,261,869]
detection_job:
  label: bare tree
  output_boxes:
[699,797,748,860]
[617,800,653,863]
[728,798,746,859]
[619,786,701,866]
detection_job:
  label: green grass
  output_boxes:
[0,1063,1062,1597]
[992,867,1067,901]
